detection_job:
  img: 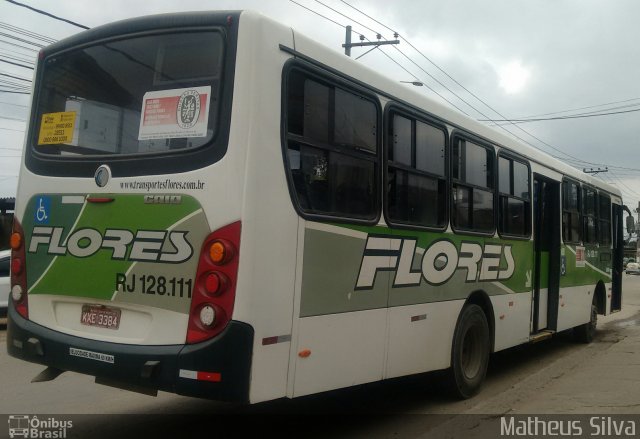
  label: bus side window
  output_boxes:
[386,112,447,229]
[582,187,598,244]
[498,155,531,237]
[285,69,379,221]
[452,138,495,234]
[562,180,581,243]
[598,193,611,246]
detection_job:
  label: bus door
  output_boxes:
[611,204,624,311]
[532,175,561,332]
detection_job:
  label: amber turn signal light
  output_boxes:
[10,232,21,250]
[209,239,235,265]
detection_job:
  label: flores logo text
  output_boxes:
[356,236,515,289]
[29,226,193,263]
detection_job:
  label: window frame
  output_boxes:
[25,13,240,178]
[281,60,382,225]
[383,103,449,232]
[597,192,612,246]
[562,178,582,244]
[496,151,532,240]
[582,185,599,245]
[450,131,496,236]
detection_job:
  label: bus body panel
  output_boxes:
[556,243,613,330]
[228,11,298,404]
[385,301,462,379]
[8,303,254,402]
[22,193,209,345]
[28,295,188,345]
[19,174,246,346]
[292,308,388,398]
[490,292,532,352]
[9,11,256,400]
[556,285,599,332]
[289,218,535,393]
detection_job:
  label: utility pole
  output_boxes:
[343,25,400,58]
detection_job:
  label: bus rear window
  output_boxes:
[34,31,224,156]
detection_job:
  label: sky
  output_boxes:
[1,0,639,219]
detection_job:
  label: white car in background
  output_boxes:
[626,262,640,275]
[0,249,9,317]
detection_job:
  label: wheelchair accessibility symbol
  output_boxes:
[34,196,51,224]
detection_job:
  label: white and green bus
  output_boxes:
[8,10,625,403]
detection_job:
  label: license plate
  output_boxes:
[80,305,121,330]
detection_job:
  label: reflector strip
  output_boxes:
[411,314,427,322]
[62,195,85,204]
[86,197,115,203]
[179,369,222,382]
[179,369,197,379]
[262,334,292,345]
[197,371,222,382]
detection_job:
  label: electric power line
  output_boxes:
[0,58,33,69]
[0,38,40,53]
[0,31,45,49]
[0,52,35,65]
[0,99,27,108]
[5,0,90,30]
[481,106,640,124]
[0,22,56,44]
[289,0,350,30]
[315,0,380,37]
[0,71,30,82]
[511,97,640,120]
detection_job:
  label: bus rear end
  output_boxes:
[7,11,255,402]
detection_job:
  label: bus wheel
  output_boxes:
[447,304,490,399]
[574,300,597,343]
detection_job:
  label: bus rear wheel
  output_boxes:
[447,304,490,399]
[574,300,597,343]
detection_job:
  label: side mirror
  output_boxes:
[627,215,635,234]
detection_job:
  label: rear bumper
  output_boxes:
[6,301,254,402]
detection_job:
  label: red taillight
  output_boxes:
[11,258,22,275]
[186,221,241,344]
[203,272,229,296]
[11,218,28,319]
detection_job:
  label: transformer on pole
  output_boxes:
[343,25,400,58]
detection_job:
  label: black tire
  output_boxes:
[574,300,597,343]
[447,304,490,399]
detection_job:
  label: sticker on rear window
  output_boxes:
[37,111,76,145]
[138,86,211,140]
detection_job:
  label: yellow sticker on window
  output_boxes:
[38,111,76,145]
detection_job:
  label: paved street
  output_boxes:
[1,275,639,438]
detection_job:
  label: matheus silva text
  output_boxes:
[501,416,636,437]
